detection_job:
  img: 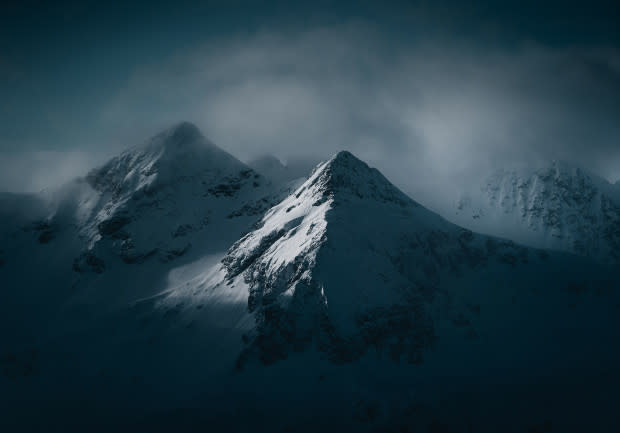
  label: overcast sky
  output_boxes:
[1,1,619,207]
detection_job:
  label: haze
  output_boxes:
[1,1,619,212]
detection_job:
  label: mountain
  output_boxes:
[449,161,620,263]
[212,150,484,366]
[4,122,292,271]
[1,148,619,432]
[247,154,290,183]
[0,122,296,359]
[150,151,620,431]
[247,153,317,185]
[75,122,284,276]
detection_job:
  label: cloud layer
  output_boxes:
[2,23,619,209]
[98,24,620,208]
[0,150,107,194]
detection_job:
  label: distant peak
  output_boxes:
[330,150,357,164]
[86,121,246,193]
[249,154,286,169]
[163,121,203,143]
[544,160,614,186]
[140,121,216,157]
[488,160,609,186]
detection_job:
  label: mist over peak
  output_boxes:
[158,121,204,144]
[2,15,620,197]
[1,3,620,431]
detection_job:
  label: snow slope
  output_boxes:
[1,148,619,432]
[77,121,287,275]
[150,151,620,431]
[0,122,295,358]
[449,160,620,263]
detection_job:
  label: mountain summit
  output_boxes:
[87,121,244,195]
[0,122,293,309]
[301,150,417,207]
[159,121,204,144]
[220,151,444,365]
[2,146,620,432]
[167,151,541,367]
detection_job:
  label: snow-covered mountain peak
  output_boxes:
[22,123,296,278]
[485,160,617,199]
[320,150,377,181]
[160,121,204,144]
[141,121,221,161]
[186,151,500,367]
[451,160,620,262]
[222,150,447,288]
[87,122,244,196]
[5,139,620,432]
[221,151,427,279]
[305,150,416,207]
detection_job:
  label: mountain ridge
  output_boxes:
[2,134,620,432]
[450,160,620,263]
[164,151,569,369]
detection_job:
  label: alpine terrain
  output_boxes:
[1,126,619,432]
[450,161,620,263]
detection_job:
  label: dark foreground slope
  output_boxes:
[1,150,619,433]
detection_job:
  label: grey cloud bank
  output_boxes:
[2,22,619,211]
[101,24,620,207]
[0,150,109,194]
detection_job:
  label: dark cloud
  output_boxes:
[0,150,106,193]
[93,25,620,207]
[1,3,619,205]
